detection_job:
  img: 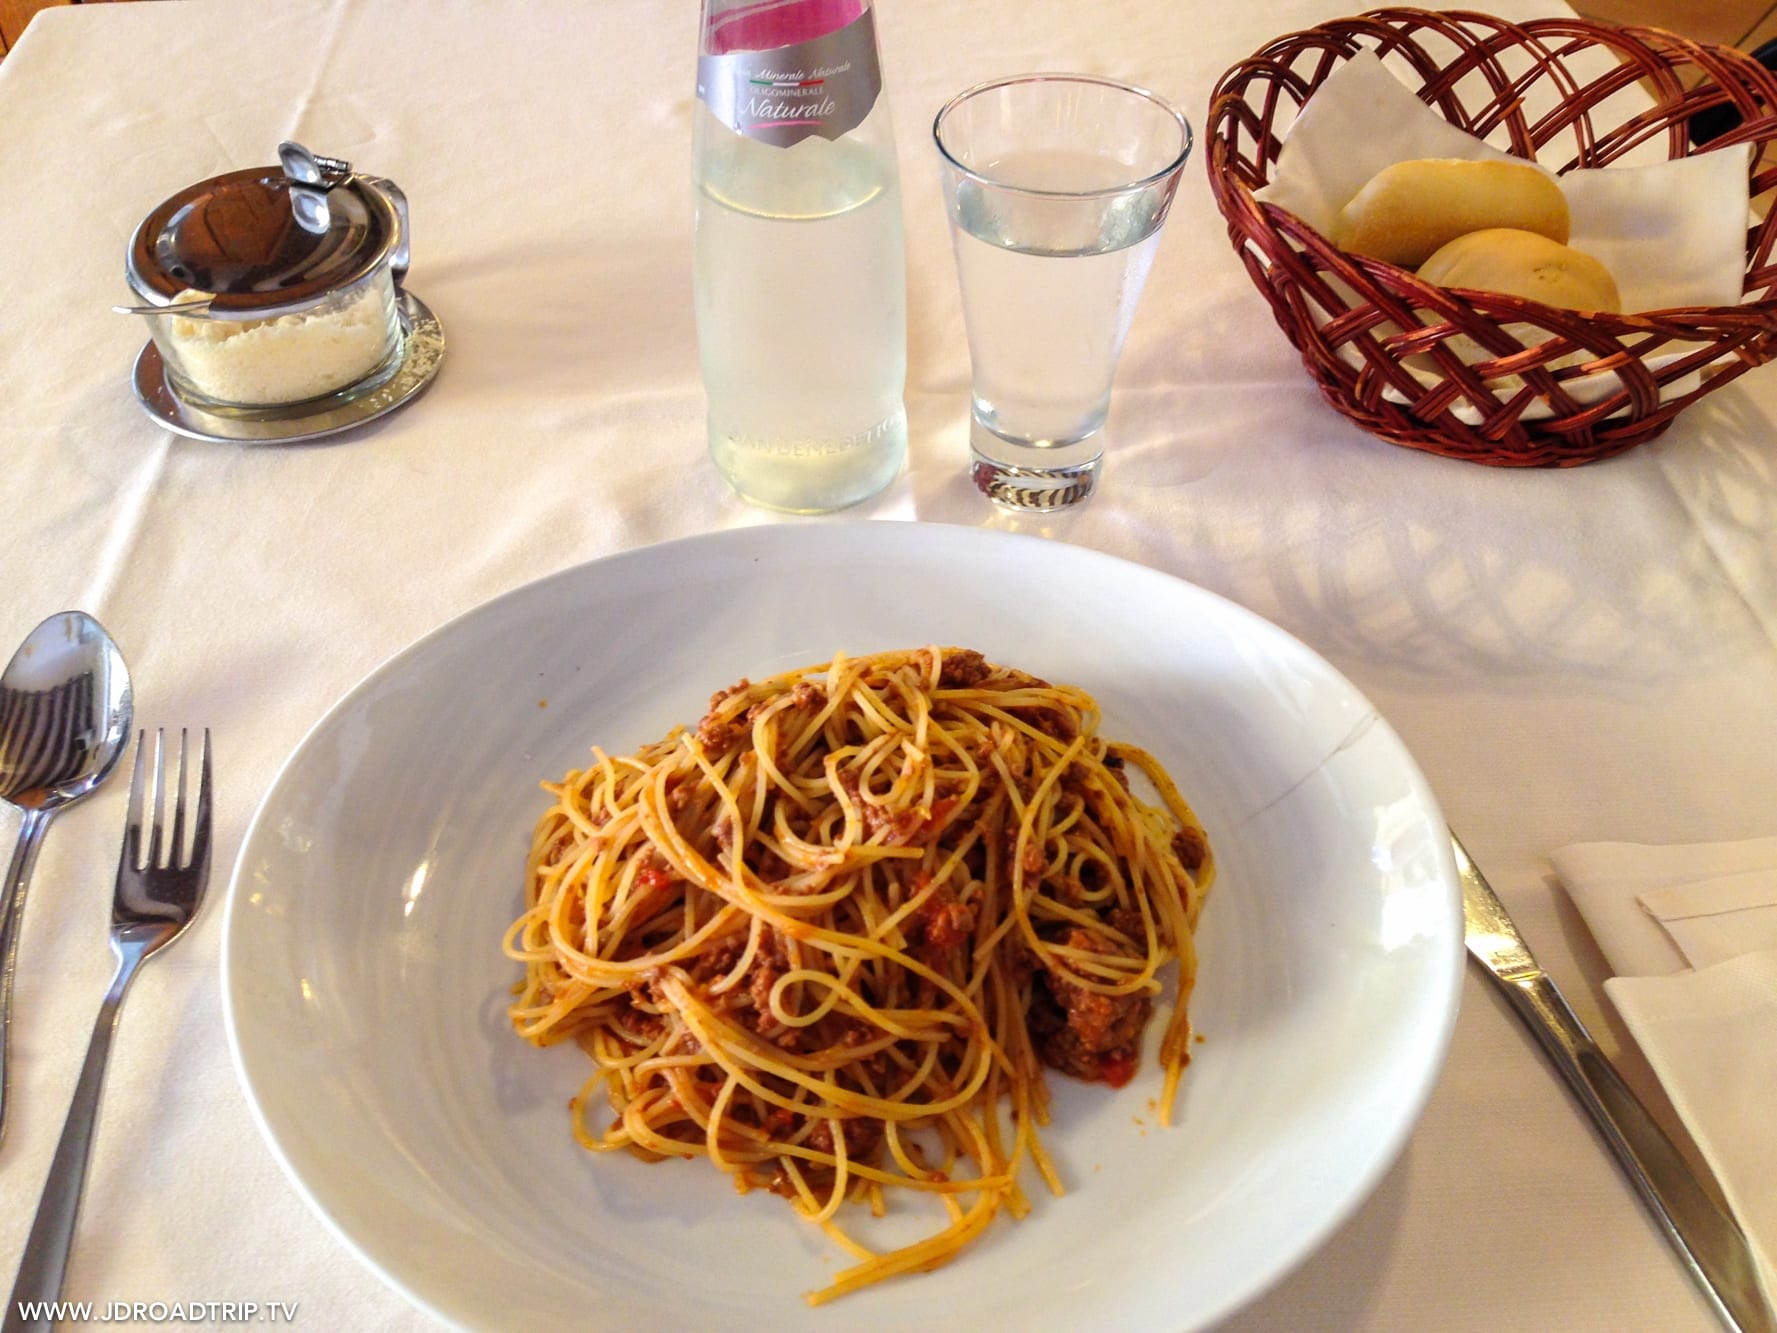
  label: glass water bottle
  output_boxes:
[693,0,908,513]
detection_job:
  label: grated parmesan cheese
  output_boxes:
[161,277,398,407]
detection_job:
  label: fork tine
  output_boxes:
[168,730,188,868]
[124,729,147,870]
[145,729,165,870]
[190,729,213,876]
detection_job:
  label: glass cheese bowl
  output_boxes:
[125,147,409,414]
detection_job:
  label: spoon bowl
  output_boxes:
[0,611,133,1141]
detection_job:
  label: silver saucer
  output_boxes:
[131,290,444,444]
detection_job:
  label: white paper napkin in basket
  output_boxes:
[1551,838,1777,1304]
[1253,53,1754,422]
[1257,52,1753,314]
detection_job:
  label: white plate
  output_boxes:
[223,521,1462,1332]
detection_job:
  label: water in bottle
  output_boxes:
[693,0,908,513]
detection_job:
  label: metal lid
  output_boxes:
[126,155,400,312]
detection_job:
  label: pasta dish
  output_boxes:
[503,647,1214,1303]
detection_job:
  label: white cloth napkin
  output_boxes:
[1551,838,1777,1305]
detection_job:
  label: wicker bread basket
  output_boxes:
[1207,8,1777,466]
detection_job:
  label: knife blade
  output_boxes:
[1454,832,1775,1333]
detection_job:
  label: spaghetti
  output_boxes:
[504,647,1214,1303]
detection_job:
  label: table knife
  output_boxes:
[1454,833,1775,1333]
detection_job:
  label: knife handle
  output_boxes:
[1498,973,1772,1333]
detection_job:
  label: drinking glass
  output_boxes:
[933,74,1192,510]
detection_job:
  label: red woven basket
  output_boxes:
[1207,8,1777,465]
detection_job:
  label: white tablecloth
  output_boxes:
[2,0,1773,1328]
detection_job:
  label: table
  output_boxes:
[1,1,1771,1328]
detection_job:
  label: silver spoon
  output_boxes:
[0,612,133,1144]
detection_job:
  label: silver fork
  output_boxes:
[4,730,212,1331]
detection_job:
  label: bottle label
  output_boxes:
[696,8,882,149]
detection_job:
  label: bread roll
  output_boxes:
[1417,228,1621,313]
[1335,157,1569,266]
